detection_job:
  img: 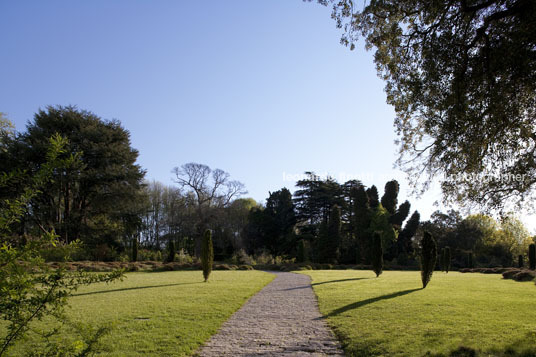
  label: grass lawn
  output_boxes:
[300,270,536,357]
[7,270,274,356]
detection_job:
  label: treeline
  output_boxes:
[2,106,534,267]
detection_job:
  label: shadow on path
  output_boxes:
[73,282,201,296]
[323,288,421,318]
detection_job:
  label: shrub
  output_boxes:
[371,233,383,277]
[201,229,214,282]
[230,249,255,265]
[137,249,162,262]
[530,244,536,270]
[502,268,521,279]
[513,270,536,282]
[175,249,194,264]
[238,264,254,270]
[420,231,437,288]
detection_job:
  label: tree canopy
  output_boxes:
[314,0,536,209]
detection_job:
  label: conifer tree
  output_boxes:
[529,244,536,270]
[371,233,383,277]
[444,247,451,273]
[201,229,214,282]
[420,232,437,288]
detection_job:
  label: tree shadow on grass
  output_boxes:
[73,282,202,297]
[312,277,370,286]
[323,288,422,318]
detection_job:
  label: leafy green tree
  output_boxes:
[316,0,536,209]
[371,233,383,277]
[420,232,437,288]
[12,106,145,253]
[0,134,122,356]
[201,229,214,282]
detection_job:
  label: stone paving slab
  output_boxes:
[197,272,344,356]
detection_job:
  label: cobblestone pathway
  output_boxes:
[197,272,344,356]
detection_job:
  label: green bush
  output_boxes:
[201,230,214,282]
[371,233,383,277]
[420,231,437,288]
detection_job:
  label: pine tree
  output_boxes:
[366,186,380,209]
[444,247,451,273]
[420,232,437,288]
[201,229,214,282]
[297,239,309,263]
[131,237,138,262]
[371,233,383,277]
[166,239,175,263]
[529,244,536,270]
[468,252,473,269]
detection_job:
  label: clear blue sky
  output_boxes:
[1,0,534,231]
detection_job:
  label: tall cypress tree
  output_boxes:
[381,180,399,215]
[326,204,341,264]
[166,239,175,263]
[420,232,437,288]
[444,247,451,273]
[371,233,383,277]
[529,244,536,270]
[353,186,371,263]
[201,229,214,282]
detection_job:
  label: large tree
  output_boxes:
[314,0,536,209]
[9,106,145,253]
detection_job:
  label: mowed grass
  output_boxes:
[8,270,274,356]
[300,270,536,357]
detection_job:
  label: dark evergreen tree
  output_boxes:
[397,211,420,255]
[166,239,175,263]
[381,180,399,215]
[468,252,474,269]
[297,239,309,263]
[14,106,145,250]
[371,233,383,277]
[353,186,371,263]
[390,200,411,228]
[264,188,297,255]
[529,244,536,270]
[444,246,451,273]
[420,232,437,288]
[518,254,524,269]
[201,229,214,282]
[132,237,138,262]
[440,248,446,272]
[326,204,341,263]
[366,186,379,209]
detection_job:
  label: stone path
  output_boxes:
[197,272,344,356]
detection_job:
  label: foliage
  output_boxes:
[7,271,274,356]
[166,239,175,263]
[304,270,536,356]
[519,254,524,268]
[371,233,383,277]
[201,229,214,282]
[0,133,123,356]
[420,232,437,288]
[131,237,138,262]
[297,239,310,263]
[316,0,536,209]
[380,180,399,215]
[1,106,146,253]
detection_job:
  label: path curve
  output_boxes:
[197,271,344,356]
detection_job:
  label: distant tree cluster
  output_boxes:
[246,173,420,265]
